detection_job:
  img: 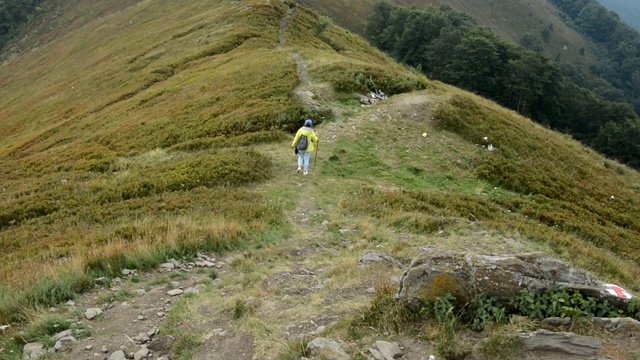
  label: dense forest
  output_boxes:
[0,0,42,50]
[593,0,640,31]
[549,0,640,114]
[366,2,640,168]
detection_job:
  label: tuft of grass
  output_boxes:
[351,282,419,335]
[173,330,205,360]
[231,299,254,320]
[275,339,308,360]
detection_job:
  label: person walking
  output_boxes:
[291,119,318,175]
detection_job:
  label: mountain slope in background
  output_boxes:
[296,0,595,69]
[598,0,640,30]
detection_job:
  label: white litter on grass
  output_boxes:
[487,144,494,151]
[483,136,488,141]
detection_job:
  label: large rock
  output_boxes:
[591,317,640,333]
[358,251,401,268]
[306,337,349,360]
[147,335,175,351]
[23,342,46,360]
[53,336,77,351]
[85,308,103,320]
[108,350,127,360]
[396,249,633,307]
[519,329,602,356]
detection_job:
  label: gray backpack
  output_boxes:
[296,134,309,151]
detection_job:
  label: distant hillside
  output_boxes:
[296,0,595,72]
[598,0,640,30]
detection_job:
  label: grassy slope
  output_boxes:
[1,0,640,358]
[295,0,596,68]
[0,0,426,323]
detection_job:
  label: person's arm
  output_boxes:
[291,130,301,148]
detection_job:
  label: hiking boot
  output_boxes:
[297,166,301,173]
[303,170,308,175]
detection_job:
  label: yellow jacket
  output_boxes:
[291,126,318,152]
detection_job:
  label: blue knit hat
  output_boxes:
[304,119,313,126]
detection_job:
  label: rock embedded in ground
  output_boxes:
[358,251,400,268]
[147,335,175,351]
[374,341,403,359]
[133,346,150,360]
[133,332,151,344]
[23,342,46,360]
[167,289,183,296]
[519,329,602,356]
[306,337,349,360]
[592,317,640,333]
[52,329,73,341]
[53,336,77,351]
[397,249,632,307]
[85,308,103,320]
[160,262,175,270]
[108,350,127,360]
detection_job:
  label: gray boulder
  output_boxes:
[23,342,46,360]
[306,337,349,360]
[396,249,633,307]
[147,335,175,351]
[592,317,640,333]
[85,307,103,320]
[53,336,77,351]
[519,329,601,356]
[374,341,403,359]
[108,350,127,360]
[358,251,401,268]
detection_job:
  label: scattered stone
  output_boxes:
[358,251,400,268]
[147,335,175,351]
[306,337,349,360]
[170,281,180,289]
[84,345,93,351]
[375,341,403,359]
[321,220,330,225]
[519,329,602,356]
[95,277,108,286]
[23,342,46,360]
[316,325,327,335]
[133,346,150,360]
[147,327,159,337]
[160,262,175,270]
[156,312,165,318]
[53,329,73,341]
[137,315,145,321]
[167,289,183,296]
[121,269,135,276]
[53,336,77,351]
[49,307,57,312]
[136,289,146,296]
[133,332,151,344]
[397,249,631,307]
[542,317,572,328]
[101,345,109,353]
[65,300,76,307]
[195,261,216,267]
[592,317,640,333]
[85,308,103,320]
[369,347,385,360]
[108,350,127,360]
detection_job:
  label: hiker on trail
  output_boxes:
[291,119,318,175]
